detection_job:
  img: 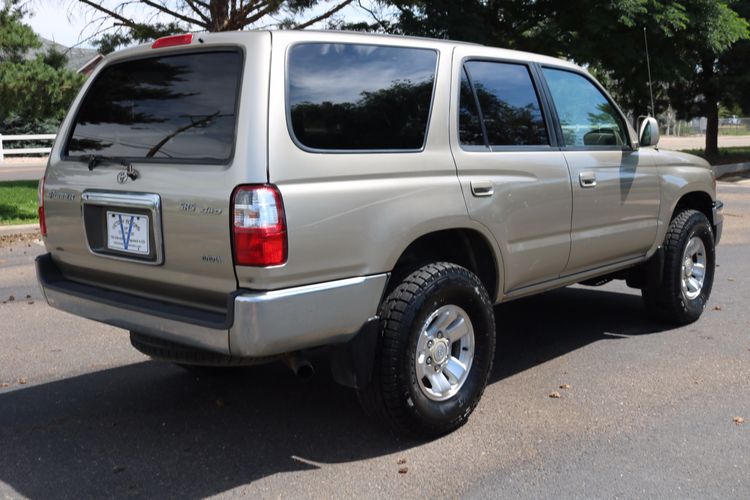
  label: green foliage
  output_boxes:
[0,0,85,134]
[0,181,39,225]
[0,1,39,62]
[385,0,749,150]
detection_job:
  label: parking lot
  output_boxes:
[1,180,748,498]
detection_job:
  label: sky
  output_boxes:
[23,0,383,49]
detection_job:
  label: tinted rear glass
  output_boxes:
[288,43,437,151]
[66,51,242,162]
[464,61,548,146]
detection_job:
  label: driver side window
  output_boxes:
[542,68,628,148]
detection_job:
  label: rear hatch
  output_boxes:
[42,33,270,312]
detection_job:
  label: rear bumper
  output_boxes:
[36,254,387,357]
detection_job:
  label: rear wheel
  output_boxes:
[358,262,496,438]
[642,209,715,324]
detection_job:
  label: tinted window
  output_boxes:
[66,51,242,162]
[288,43,437,150]
[464,61,548,146]
[459,68,485,146]
[542,68,628,147]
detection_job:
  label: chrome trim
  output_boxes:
[81,191,165,266]
[229,273,388,357]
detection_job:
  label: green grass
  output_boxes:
[684,146,750,166]
[0,180,39,225]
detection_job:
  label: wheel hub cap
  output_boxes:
[415,304,475,402]
[680,236,707,301]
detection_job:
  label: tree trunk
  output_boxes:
[702,57,719,157]
[209,0,230,31]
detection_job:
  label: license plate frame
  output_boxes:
[81,192,164,265]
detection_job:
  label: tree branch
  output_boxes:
[294,0,355,29]
[137,0,206,28]
[77,0,139,29]
[184,0,211,24]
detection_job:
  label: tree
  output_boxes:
[385,0,749,155]
[0,0,85,134]
[76,0,357,53]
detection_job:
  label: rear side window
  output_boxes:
[462,61,548,147]
[287,43,438,151]
[66,51,242,162]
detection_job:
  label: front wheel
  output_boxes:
[642,209,716,324]
[357,262,496,438]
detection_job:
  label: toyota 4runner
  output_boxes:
[36,30,723,437]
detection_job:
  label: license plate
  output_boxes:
[106,211,150,255]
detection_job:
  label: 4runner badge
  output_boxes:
[117,165,139,184]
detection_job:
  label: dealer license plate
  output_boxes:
[106,211,150,255]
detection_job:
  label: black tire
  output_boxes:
[642,209,715,324]
[357,262,496,438]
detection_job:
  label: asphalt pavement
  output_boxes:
[0,181,748,499]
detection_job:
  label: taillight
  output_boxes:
[38,176,46,237]
[151,34,193,49]
[232,185,287,267]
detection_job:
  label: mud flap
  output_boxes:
[330,316,380,389]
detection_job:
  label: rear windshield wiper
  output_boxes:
[82,155,129,171]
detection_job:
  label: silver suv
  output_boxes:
[36,30,723,437]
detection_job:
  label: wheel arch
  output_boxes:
[386,227,502,302]
[671,190,714,226]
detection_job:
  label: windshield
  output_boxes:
[65,50,242,163]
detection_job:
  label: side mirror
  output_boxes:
[638,116,660,147]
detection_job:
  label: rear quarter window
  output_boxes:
[287,43,438,151]
[65,50,242,163]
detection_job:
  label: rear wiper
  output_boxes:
[83,155,128,171]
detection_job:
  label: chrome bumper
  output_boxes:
[36,254,387,358]
[713,200,724,245]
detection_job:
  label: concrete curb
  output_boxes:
[0,224,39,236]
[714,162,750,179]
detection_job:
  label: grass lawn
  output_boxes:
[0,180,39,225]
[684,146,750,166]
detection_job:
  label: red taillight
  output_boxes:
[232,185,287,267]
[151,34,193,49]
[38,176,46,237]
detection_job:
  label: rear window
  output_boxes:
[66,50,242,162]
[287,43,438,151]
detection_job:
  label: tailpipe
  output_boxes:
[282,354,315,381]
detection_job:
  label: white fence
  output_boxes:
[0,134,56,161]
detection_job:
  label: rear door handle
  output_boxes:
[471,180,494,197]
[579,171,597,188]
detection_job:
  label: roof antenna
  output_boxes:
[643,27,656,117]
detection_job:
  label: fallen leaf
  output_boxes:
[8,295,14,302]
[398,467,408,474]
[18,378,27,385]
[27,301,34,305]
[713,305,722,311]
[559,384,572,390]
[549,391,561,399]
[728,278,735,282]
[397,458,406,465]
[25,294,31,299]
[0,382,9,388]
[734,416,745,425]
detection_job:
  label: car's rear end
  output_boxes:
[36,31,385,361]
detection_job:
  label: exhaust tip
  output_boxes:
[282,354,315,381]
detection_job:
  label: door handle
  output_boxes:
[471,180,494,197]
[579,171,597,188]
